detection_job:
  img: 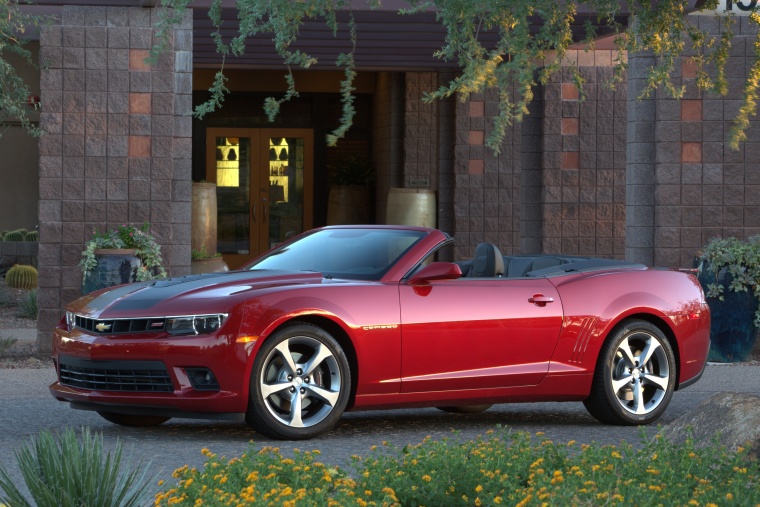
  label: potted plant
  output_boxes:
[80,222,167,294]
[191,247,229,274]
[326,156,374,225]
[696,235,760,362]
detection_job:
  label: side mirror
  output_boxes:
[408,262,462,285]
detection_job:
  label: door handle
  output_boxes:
[262,196,267,220]
[251,203,256,222]
[528,294,554,306]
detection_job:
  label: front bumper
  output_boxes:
[50,325,252,417]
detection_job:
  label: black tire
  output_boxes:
[436,404,493,414]
[584,319,676,425]
[246,323,351,440]
[97,411,170,427]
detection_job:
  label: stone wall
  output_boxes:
[36,5,193,352]
[627,15,760,267]
[544,51,628,259]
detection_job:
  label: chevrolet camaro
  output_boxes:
[50,225,711,439]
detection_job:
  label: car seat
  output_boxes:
[467,243,506,277]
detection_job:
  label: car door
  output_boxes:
[398,277,564,393]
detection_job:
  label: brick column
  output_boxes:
[36,6,193,353]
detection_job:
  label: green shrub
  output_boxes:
[24,230,38,241]
[0,427,152,507]
[17,289,37,319]
[155,428,760,506]
[0,336,17,357]
[5,264,38,290]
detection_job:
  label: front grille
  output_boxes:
[73,315,166,334]
[59,356,173,392]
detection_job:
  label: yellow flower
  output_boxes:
[475,485,483,493]
[422,475,432,482]
[494,497,502,504]
[475,498,482,506]
[157,480,164,486]
[726,493,734,501]
[184,478,194,488]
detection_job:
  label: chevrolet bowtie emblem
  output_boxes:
[95,322,112,332]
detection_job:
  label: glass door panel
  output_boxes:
[215,136,251,256]
[267,136,307,248]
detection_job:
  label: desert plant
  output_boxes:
[191,247,221,260]
[81,222,167,283]
[2,230,25,242]
[0,336,17,356]
[17,289,37,319]
[328,155,374,186]
[0,427,152,507]
[0,284,13,307]
[24,230,38,241]
[5,264,38,290]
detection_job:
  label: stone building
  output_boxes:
[0,2,758,352]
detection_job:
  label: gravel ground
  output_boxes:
[0,279,51,369]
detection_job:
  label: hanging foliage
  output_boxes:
[145,1,760,151]
[0,0,48,138]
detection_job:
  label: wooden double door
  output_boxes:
[206,128,314,269]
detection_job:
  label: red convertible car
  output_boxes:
[50,226,710,439]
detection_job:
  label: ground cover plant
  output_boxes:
[155,427,760,507]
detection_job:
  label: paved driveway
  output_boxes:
[1,364,758,497]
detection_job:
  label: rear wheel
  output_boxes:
[584,319,676,425]
[246,323,351,439]
[97,412,170,427]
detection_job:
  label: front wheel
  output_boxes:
[246,323,351,439]
[584,319,676,425]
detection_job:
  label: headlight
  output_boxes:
[65,311,75,331]
[166,314,228,336]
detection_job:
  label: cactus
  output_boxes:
[5,264,38,290]
[24,230,39,241]
[3,230,24,242]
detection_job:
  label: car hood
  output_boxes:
[70,270,326,318]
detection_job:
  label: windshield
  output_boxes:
[247,228,426,280]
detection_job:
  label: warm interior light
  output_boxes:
[217,139,240,187]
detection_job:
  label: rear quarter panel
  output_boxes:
[548,268,710,388]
